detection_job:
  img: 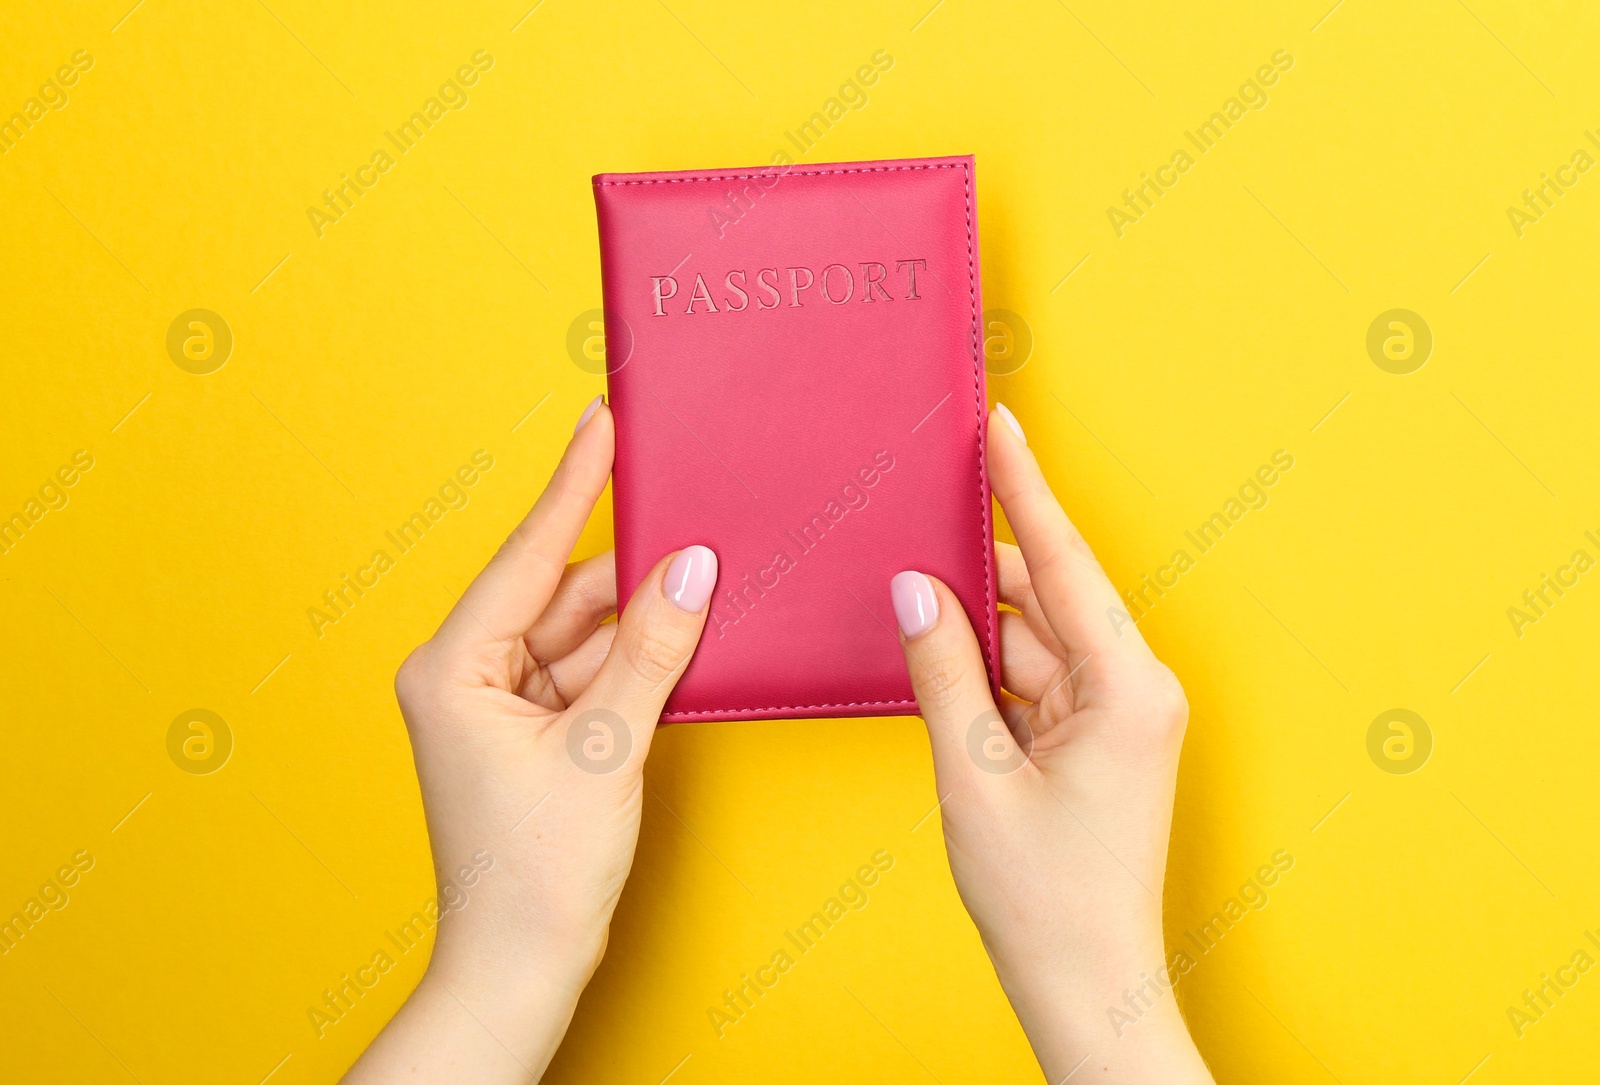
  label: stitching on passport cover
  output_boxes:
[958,159,999,699]
[595,163,961,186]
[661,698,918,721]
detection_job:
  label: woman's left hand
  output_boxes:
[343,397,718,1083]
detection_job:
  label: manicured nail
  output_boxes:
[890,571,939,639]
[574,395,604,434]
[664,545,718,612]
[995,402,1026,445]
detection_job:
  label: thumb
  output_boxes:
[891,571,1027,781]
[564,546,717,768]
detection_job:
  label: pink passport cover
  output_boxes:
[592,155,997,722]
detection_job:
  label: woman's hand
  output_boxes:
[888,405,1213,1083]
[343,397,717,1083]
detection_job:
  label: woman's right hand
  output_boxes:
[887,404,1213,1083]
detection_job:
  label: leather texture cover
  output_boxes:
[592,155,997,722]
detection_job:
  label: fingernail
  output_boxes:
[664,545,717,612]
[995,402,1026,445]
[890,571,939,639]
[574,395,604,434]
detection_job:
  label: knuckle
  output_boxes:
[995,472,1053,509]
[520,665,558,707]
[1056,512,1089,552]
[394,644,435,709]
[1148,664,1189,733]
[503,515,567,571]
[916,650,973,711]
[573,568,613,620]
[500,516,532,555]
[1066,527,1101,567]
[385,646,438,723]
[623,623,692,686]
[1028,532,1101,584]
[1038,668,1075,719]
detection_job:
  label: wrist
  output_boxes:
[1031,1014,1210,1085]
[412,952,586,1075]
[1014,985,1208,1084]
[426,918,602,1014]
[988,944,1211,1084]
[343,945,593,1084]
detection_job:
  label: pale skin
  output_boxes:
[342,400,1214,1083]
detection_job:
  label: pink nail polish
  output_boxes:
[995,402,1026,445]
[574,395,604,434]
[890,571,939,638]
[664,545,718,612]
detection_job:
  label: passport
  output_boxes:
[592,155,998,722]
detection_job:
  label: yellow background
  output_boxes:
[2,0,1596,1080]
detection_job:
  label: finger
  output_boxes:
[996,542,1030,608]
[998,542,1066,657]
[515,621,619,711]
[999,611,1059,703]
[890,570,1015,783]
[988,404,1154,662]
[541,623,617,706]
[523,552,616,662]
[565,545,717,755]
[998,691,1035,734]
[436,399,613,650]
